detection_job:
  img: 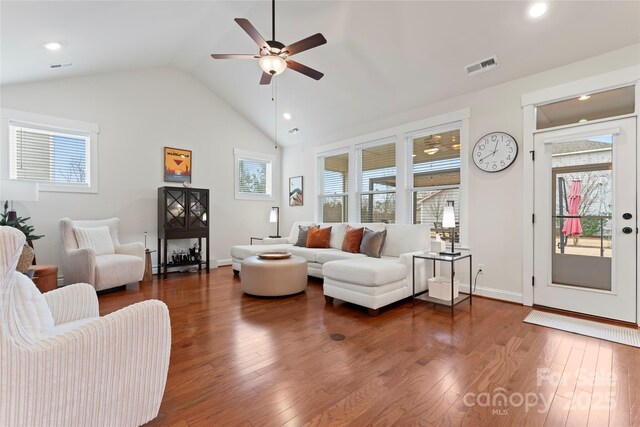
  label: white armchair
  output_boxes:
[59,218,144,291]
[0,226,171,427]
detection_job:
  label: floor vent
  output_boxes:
[465,56,497,76]
[524,310,640,348]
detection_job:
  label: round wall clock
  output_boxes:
[472,132,518,172]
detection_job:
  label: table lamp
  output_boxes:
[439,200,460,256]
[0,180,39,221]
[269,207,280,238]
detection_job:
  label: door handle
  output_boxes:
[622,227,633,234]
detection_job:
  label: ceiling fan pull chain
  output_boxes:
[274,79,278,149]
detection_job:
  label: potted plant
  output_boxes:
[1,201,43,272]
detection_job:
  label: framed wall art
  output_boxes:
[164,147,192,183]
[289,176,303,206]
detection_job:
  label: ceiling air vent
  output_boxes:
[465,56,497,76]
[50,63,74,69]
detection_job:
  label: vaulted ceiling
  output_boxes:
[2,1,639,146]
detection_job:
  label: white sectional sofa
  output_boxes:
[231,221,438,314]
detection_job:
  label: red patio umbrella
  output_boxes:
[562,179,583,237]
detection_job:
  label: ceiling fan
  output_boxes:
[211,0,327,85]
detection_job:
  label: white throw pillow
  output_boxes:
[74,226,115,255]
[15,272,54,340]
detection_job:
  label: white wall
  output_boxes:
[1,67,280,271]
[280,44,640,303]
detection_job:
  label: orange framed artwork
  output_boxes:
[164,147,192,183]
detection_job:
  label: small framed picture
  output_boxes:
[289,176,303,206]
[164,147,192,183]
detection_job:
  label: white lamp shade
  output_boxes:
[0,180,39,202]
[269,208,278,223]
[442,205,456,228]
[259,55,287,75]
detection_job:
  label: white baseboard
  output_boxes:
[217,258,232,267]
[459,283,523,304]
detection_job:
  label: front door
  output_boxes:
[533,118,637,323]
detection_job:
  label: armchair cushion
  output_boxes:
[52,317,99,336]
[15,273,54,340]
[74,225,115,255]
[95,254,144,291]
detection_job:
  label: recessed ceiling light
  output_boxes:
[424,148,439,155]
[412,154,417,158]
[452,144,461,150]
[578,95,591,101]
[433,135,442,140]
[283,112,292,120]
[528,2,547,18]
[44,42,62,51]
[579,119,588,123]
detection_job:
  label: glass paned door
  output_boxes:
[188,190,208,229]
[533,118,637,323]
[166,189,186,229]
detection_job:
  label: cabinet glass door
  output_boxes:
[188,190,208,229]
[166,189,186,229]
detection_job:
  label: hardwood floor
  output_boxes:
[97,267,640,426]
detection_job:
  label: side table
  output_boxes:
[27,265,59,293]
[143,249,156,281]
[412,251,472,315]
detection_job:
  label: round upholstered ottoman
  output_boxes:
[241,255,307,296]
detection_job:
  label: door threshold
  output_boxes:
[532,304,638,329]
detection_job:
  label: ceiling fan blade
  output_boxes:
[210,54,259,59]
[235,18,268,50]
[286,60,324,80]
[260,72,273,85]
[284,33,327,56]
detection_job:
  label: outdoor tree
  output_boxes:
[239,161,266,193]
[61,158,86,183]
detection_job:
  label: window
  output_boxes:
[410,128,461,243]
[318,151,348,222]
[536,85,635,130]
[358,141,396,223]
[1,109,99,193]
[234,149,275,200]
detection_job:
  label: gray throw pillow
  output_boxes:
[359,228,387,258]
[294,225,317,247]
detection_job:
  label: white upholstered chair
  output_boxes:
[59,217,144,291]
[0,226,171,427]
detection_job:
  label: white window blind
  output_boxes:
[359,142,396,223]
[234,148,274,200]
[319,152,349,222]
[10,124,89,185]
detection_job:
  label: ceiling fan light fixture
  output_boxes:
[259,55,287,75]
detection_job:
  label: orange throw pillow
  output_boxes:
[341,225,364,253]
[306,226,332,248]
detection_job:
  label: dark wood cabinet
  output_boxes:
[158,186,210,278]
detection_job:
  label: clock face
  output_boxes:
[472,132,518,172]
